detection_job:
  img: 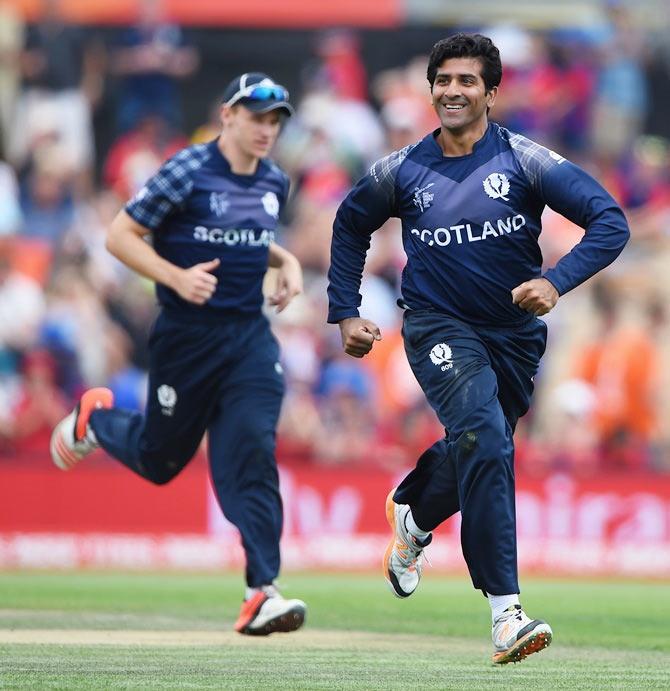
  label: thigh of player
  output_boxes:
[402,310,502,439]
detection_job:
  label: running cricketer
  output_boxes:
[51,73,307,636]
[327,34,629,663]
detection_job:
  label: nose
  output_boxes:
[444,81,462,99]
[259,121,279,138]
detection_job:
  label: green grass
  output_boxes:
[1,572,669,689]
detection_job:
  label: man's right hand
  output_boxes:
[172,258,220,305]
[338,317,382,358]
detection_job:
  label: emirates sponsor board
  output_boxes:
[1,460,669,575]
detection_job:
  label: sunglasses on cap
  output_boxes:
[225,83,290,108]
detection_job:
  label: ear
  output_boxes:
[220,104,232,127]
[486,85,498,110]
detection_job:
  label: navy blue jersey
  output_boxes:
[328,123,629,327]
[125,139,290,317]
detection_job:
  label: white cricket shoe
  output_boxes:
[492,604,553,664]
[50,387,114,470]
[383,488,432,598]
[235,585,306,636]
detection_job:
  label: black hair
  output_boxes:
[427,33,502,92]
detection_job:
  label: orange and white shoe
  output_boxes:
[234,585,306,636]
[492,605,553,664]
[383,488,432,598]
[50,387,114,471]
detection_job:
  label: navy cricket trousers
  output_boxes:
[394,309,547,595]
[89,309,285,587]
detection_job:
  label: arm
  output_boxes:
[509,139,629,315]
[106,210,219,305]
[266,242,302,313]
[327,150,404,355]
[539,162,630,295]
[111,146,219,305]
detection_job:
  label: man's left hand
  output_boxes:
[268,256,303,313]
[511,278,559,316]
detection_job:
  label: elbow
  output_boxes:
[105,211,131,259]
[105,226,119,258]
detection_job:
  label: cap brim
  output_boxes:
[240,99,294,117]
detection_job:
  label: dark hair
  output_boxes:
[427,33,502,92]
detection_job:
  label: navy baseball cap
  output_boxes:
[222,72,294,117]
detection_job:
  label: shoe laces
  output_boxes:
[395,533,430,572]
[495,604,526,626]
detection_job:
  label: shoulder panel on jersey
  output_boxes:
[157,143,212,204]
[125,143,212,231]
[504,128,566,193]
[369,142,420,199]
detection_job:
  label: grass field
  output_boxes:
[1,571,669,689]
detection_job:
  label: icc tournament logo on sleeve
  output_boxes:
[483,173,510,201]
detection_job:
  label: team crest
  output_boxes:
[262,192,279,219]
[429,343,453,371]
[157,384,177,416]
[209,191,230,217]
[413,183,435,213]
[483,173,510,201]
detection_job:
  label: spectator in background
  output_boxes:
[315,341,378,466]
[110,0,198,134]
[0,237,45,360]
[103,113,187,199]
[573,280,660,471]
[0,151,22,236]
[643,39,670,142]
[590,1,648,164]
[0,349,68,457]
[0,0,23,156]
[10,0,100,183]
[19,148,75,242]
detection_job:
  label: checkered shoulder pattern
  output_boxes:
[125,143,212,231]
[502,126,565,196]
[368,142,420,206]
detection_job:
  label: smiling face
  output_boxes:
[431,57,497,137]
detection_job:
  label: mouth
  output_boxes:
[442,103,467,112]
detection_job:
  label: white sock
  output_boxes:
[404,509,431,541]
[488,593,520,623]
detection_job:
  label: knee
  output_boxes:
[139,458,184,485]
[457,421,509,459]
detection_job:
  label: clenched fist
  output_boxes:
[511,278,559,316]
[338,317,382,358]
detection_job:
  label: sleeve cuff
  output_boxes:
[541,270,565,296]
[327,308,360,324]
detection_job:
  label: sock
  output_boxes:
[245,584,277,600]
[487,593,521,623]
[405,509,431,541]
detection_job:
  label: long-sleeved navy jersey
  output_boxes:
[125,138,290,317]
[327,123,629,327]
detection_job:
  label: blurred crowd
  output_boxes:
[1,0,670,475]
